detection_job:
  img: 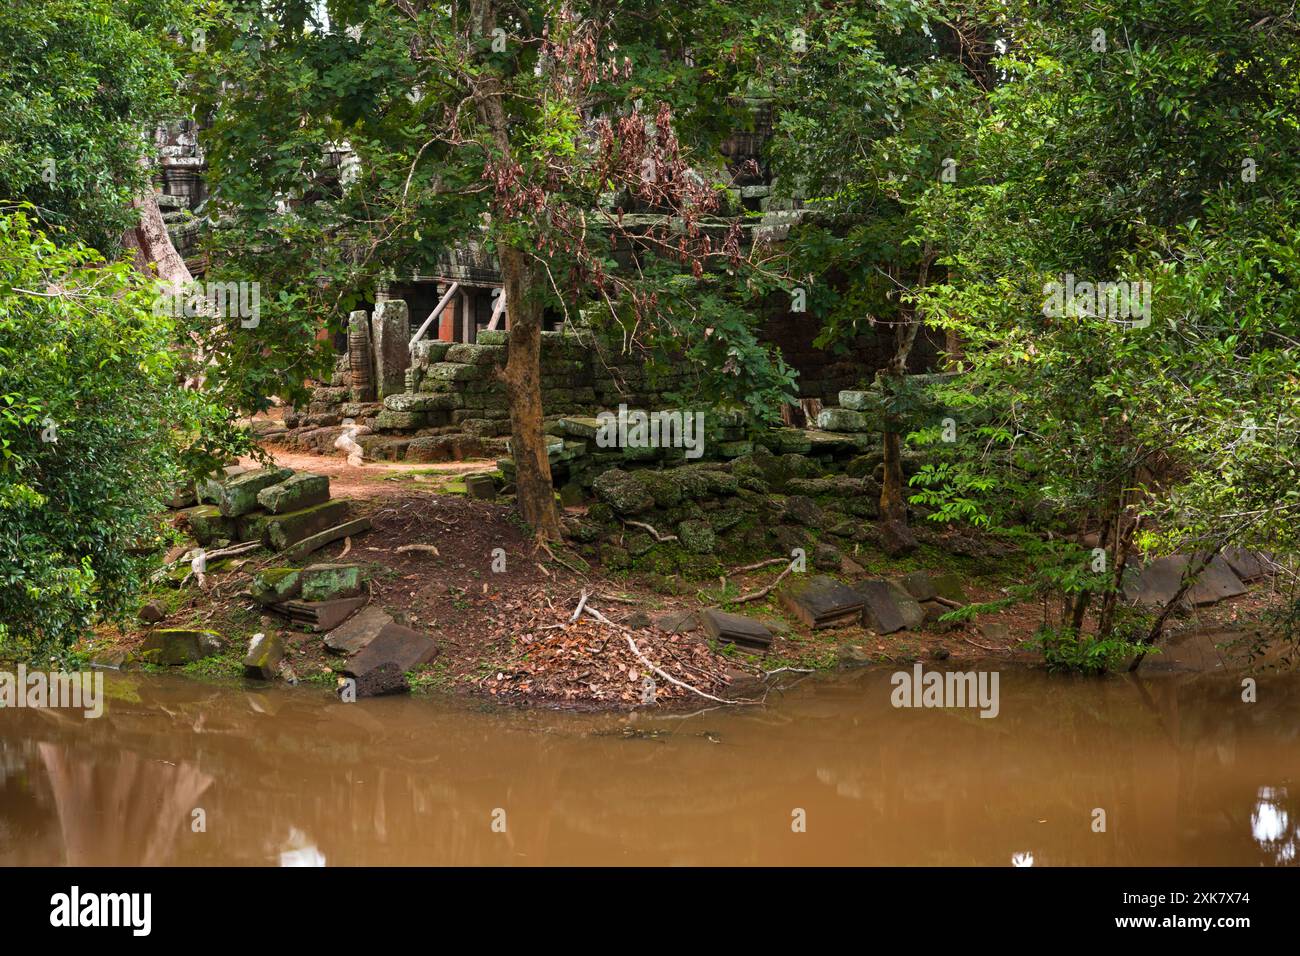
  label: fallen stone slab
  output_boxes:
[1222,547,1269,582]
[931,572,969,605]
[197,464,249,504]
[177,504,235,546]
[324,606,393,655]
[251,567,302,605]
[782,495,826,527]
[264,499,350,550]
[559,416,602,439]
[816,407,874,433]
[343,623,437,678]
[243,633,285,680]
[700,609,774,652]
[464,474,496,500]
[900,570,937,603]
[857,580,910,634]
[300,563,366,602]
[139,629,222,665]
[1185,554,1249,606]
[885,581,926,630]
[651,610,701,634]
[1122,554,1247,608]
[1122,555,1190,607]
[341,661,410,699]
[279,516,373,563]
[274,597,367,632]
[257,473,331,514]
[217,467,295,517]
[779,574,866,629]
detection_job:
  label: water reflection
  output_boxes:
[1251,787,1296,865]
[279,827,326,867]
[1,666,1298,866]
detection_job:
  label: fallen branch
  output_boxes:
[728,557,789,575]
[570,589,590,623]
[733,565,794,605]
[933,595,963,609]
[624,520,677,543]
[963,635,1003,653]
[582,605,758,705]
[593,591,639,604]
[396,543,441,556]
[337,536,352,559]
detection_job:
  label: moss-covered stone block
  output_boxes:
[677,519,717,554]
[139,629,222,665]
[591,468,655,515]
[300,563,366,602]
[252,567,302,604]
[839,389,888,414]
[374,410,427,430]
[446,343,506,366]
[178,505,236,545]
[264,500,350,551]
[216,467,294,518]
[257,473,330,515]
[816,407,874,432]
[243,632,285,680]
[427,362,484,382]
[384,392,463,412]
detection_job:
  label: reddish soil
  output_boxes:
[240,449,494,500]
[99,443,1294,708]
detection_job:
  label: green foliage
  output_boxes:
[181,0,794,418]
[0,210,211,656]
[0,0,191,250]
[907,0,1300,637]
[1025,626,1149,676]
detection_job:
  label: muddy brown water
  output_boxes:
[2,653,1297,866]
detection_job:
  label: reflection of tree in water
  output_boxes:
[38,743,213,866]
[5,667,1300,865]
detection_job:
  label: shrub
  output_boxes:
[0,210,208,656]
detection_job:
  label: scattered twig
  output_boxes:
[583,604,758,705]
[593,591,638,604]
[570,589,590,623]
[963,635,1004,653]
[337,536,352,559]
[624,520,677,542]
[728,557,789,575]
[733,565,794,605]
[396,543,441,556]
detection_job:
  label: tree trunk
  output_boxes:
[471,0,561,542]
[876,249,933,554]
[122,184,192,292]
[500,247,562,541]
[1127,545,1223,672]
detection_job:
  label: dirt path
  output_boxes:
[241,450,495,500]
